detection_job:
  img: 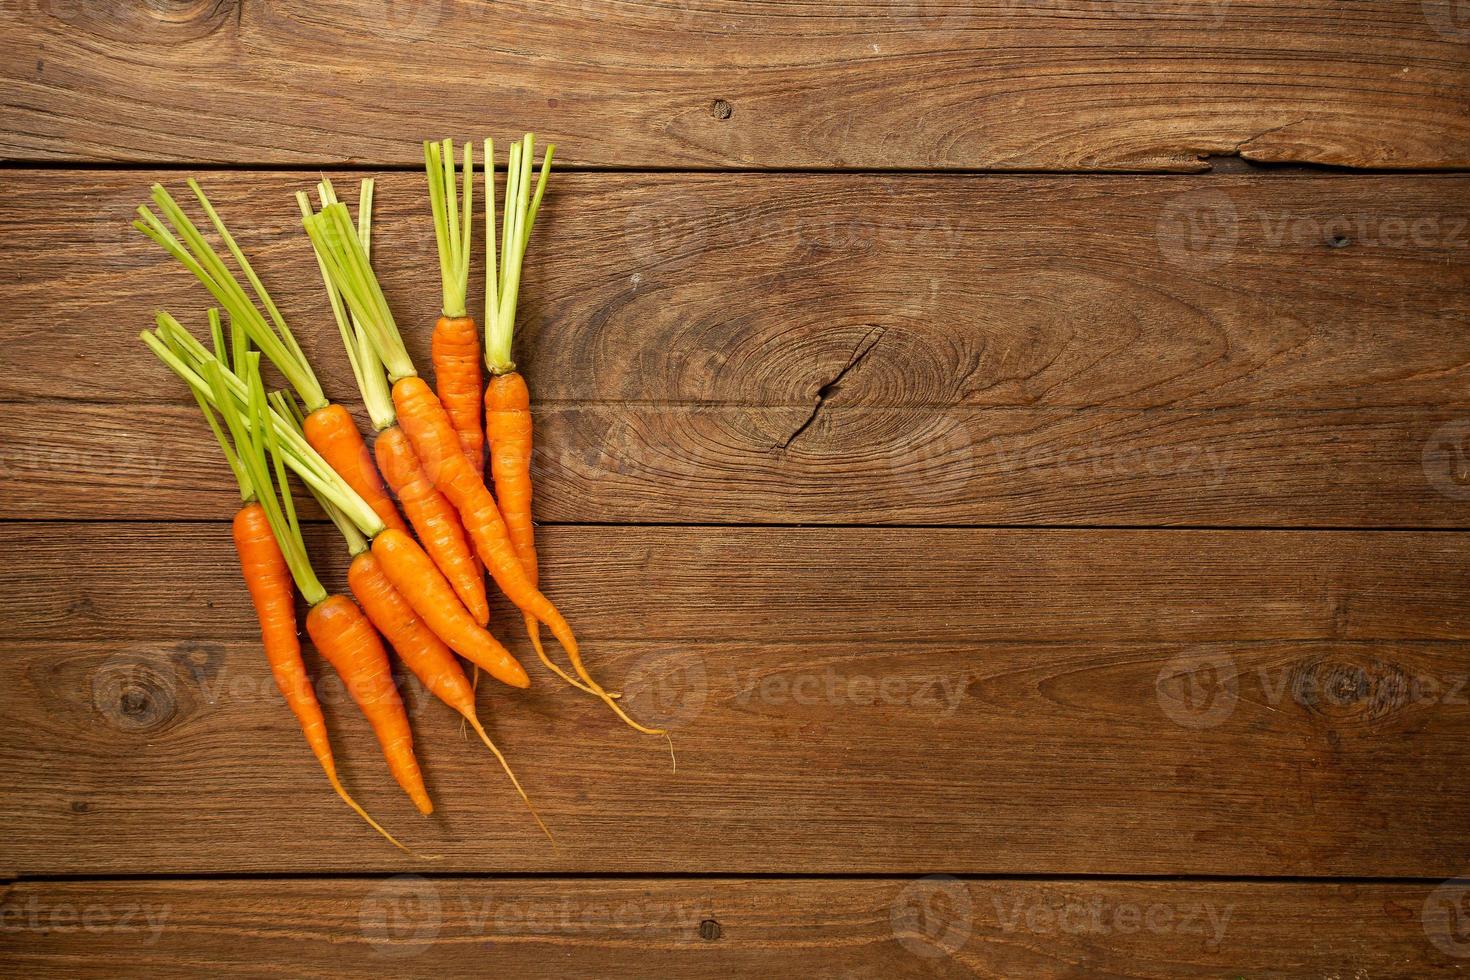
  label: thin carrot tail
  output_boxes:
[321,765,414,855]
[525,613,607,698]
[530,607,662,735]
[465,712,556,846]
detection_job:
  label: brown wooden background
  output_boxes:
[2,0,1469,974]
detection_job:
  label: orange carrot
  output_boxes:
[306,594,432,815]
[233,501,408,849]
[375,424,488,625]
[433,315,485,473]
[348,550,550,839]
[370,527,528,689]
[303,403,409,536]
[484,370,550,663]
[480,136,607,698]
[424,140,485,475]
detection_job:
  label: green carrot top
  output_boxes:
[297,178,395,433]
[141,313,386,545]
[301,202,416,383]
[134,181,327,412]
[484,134,554,376]
[424,138,474,319]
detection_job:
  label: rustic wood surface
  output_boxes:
[3,878,1467,976]
[3,0,1468,170]
[3,172,1469,526]
[3,0,1469,974]
[3,523,1469,878]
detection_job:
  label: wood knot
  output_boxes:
[699,919,722,940]
[710,99,733,121]
[1327,233,1351,248]
[1289,657,1409,724]
[91,658,180,734]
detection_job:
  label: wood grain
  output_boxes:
[4,402,1468,525]
[6,523,1468,644]
[3,171,1468,526]
[5,172,1467,408]
[2,878,1465,976]
[3,523,1468,875]
[2,0,1467,170]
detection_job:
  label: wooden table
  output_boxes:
[2,1,1468,975]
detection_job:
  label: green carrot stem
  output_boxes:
[136,184,326,410]
[142,326,386,537]
[186,179,315,395]
[424,138,473,318]
[297,180,395,432]
[482,137,499,343]
[301,202,416,382]
[484,134,553,375]
[189,312,251,502]
[206,353,328,606]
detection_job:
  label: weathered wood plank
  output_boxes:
[2,524,1468,875]
[5,402,1467,526]
[1,878,1464,976]
[4,172,1467,408]
[5,524,1467,644]
[2,0,1467,169]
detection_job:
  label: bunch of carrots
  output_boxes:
[133,138,661,850]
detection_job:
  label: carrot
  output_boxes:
[306,593,431,815]
[297,180,488,625]
[158,321,417,846]
[348,549,551,840]
[134,180,409,535]
[375,425,488,624]
[303,194,662,738]
[371,527,529,689]
[478,135,583,686]
[424,139,485,475]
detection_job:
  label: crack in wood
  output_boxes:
[774,325,885,451]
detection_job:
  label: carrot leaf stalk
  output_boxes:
[134,182,327,411]
[485,134,554,376]
[425,138,474,319]
[296,180,397,433]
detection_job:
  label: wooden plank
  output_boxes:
[5,523,1468,643]
[3,402,1467,525]
[4,171,1468,408]
[3,524,1468,875]
[2,171,1468,525]
[2,1,1467,169]
[1,878,1464,976]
